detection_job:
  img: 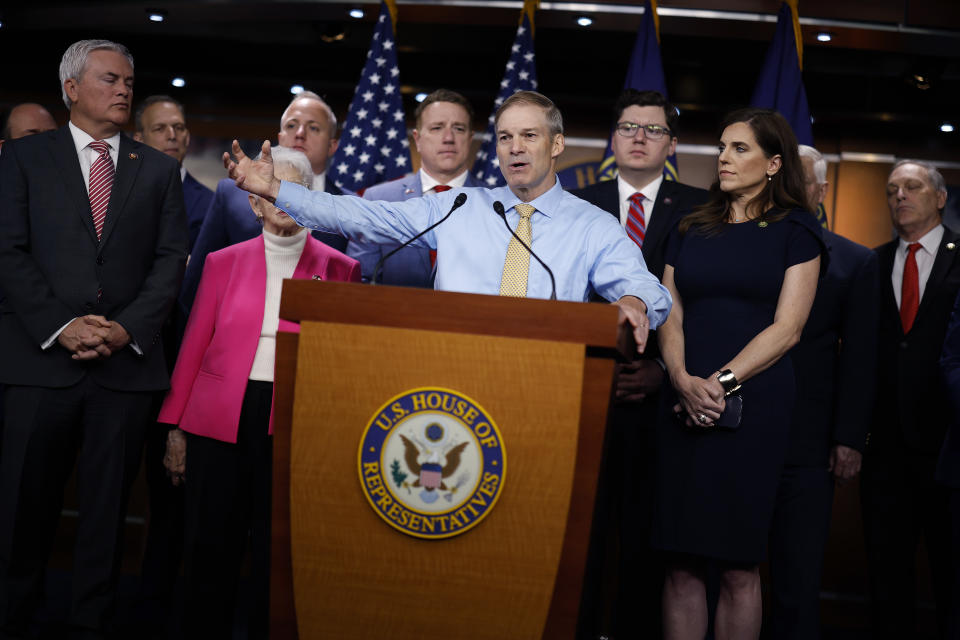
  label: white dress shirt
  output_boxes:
[892,225,944,309]
[420,168,469,194]
[312,171,327,193]
[617,173,664,229]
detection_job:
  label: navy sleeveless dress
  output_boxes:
[651,209,825,564]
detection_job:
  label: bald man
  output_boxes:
[0,103,57,149]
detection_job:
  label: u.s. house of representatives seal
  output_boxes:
[357,387,506,539]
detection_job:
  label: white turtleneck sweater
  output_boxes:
[249,229,308,382]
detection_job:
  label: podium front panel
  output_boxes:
[288,320,585,639]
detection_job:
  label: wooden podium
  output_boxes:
[270,280,629,639]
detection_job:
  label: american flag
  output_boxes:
[472,2,538,188]
[330,0,410,192]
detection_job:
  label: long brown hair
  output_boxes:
[679,108,808,235]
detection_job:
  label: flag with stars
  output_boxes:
[596,0,678,183]
[329,0,410,192]
[472,0,538,188]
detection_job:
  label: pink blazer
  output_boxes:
[157,233,360,443]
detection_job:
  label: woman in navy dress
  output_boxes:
[653,109,825,639]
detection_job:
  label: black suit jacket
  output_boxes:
[937,289,960,488]
[570,178,708,281]
[786,230,879,466]
[0,126,188,392]
[874,225,960,454]
[179,177,348,313]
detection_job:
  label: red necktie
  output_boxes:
[900,242,922,333]
[626,192,646,249]
[88,140,114,241]
[428,185,452,267]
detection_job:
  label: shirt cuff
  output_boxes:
[42,318,76,350]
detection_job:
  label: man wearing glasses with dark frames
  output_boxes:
[572,88,707,639]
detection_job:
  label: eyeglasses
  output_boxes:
[615,122,672,140]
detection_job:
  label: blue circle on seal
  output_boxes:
[357,387,507,539]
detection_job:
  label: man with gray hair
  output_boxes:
[863,159,960,638]
[767,144,879,639]
[179,90,347,313]
[0,39,187,638]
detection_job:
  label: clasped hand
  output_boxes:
[673,372,725,427]
[58,315,130,360]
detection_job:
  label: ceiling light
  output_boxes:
[147,9,166,22]
[349,8,364,19]
[816,32,832,42]
[942,123,955,133]
[171,77,185,88]
[577,16,593,27]
[290,85,305,95]
[415,92,428,103]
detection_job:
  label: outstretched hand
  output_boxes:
[222,139,281,201]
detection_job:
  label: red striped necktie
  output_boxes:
[625,192,646,249]
[87,140,114,241]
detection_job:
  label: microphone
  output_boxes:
[372,192,468,285]
[492,201,557,301]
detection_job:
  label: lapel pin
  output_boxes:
[948,242,956,250]
[128,153,138,160]
[312,274,323,280]
[404,188,415,195]
[663,197,673,206]
[758,221,768,228]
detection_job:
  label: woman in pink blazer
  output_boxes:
[157,148,359,640]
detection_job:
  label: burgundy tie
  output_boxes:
[900,242,922,333]
[88,140,114,241]
[428,185,452,266]
[626,192,646,249]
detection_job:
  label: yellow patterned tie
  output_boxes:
[499,203,535,297]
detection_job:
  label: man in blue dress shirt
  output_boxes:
[223,90,671,351]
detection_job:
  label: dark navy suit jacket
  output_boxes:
[179,177,348,313]
[786,229,879,467]
[937,289,960,488]
[874,225,960,455]
[182,171,214,253]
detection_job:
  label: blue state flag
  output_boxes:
[330,0,411,193]
[750,0,814,145]
[597,0,678,183]
[472,1,538,188]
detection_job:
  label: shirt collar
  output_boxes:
[312,170,327,192]
[617,173,664,206]
[420,168,469,193]
[499,174,563,218]
[68,120,121,156]
[899,224,944,256]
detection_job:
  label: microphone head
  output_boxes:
[492,201,505,217]
[453,192,468,208]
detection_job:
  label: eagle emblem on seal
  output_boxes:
[399,423,469,503]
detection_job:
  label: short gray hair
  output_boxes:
[283,90,338,138]
[59,40,134,110]
[495,90,564,137]
[255,146,314,192]
[798,144,827,185]
[891,159,947,194]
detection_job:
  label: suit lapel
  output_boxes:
[98,135,141,249]
[644,181,679,260]
[917,227,960,322]
[51,126,99,244]
[877,240,901,335]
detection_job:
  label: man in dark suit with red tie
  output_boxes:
[571,89,706,638]
[863,159,960,638]
[0,40,187,639]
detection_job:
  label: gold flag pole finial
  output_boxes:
[384,0,399,33]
